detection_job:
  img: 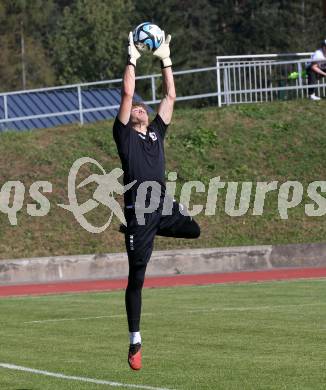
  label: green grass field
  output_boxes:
[0,100,326,259]
[1,100,326,260]
[0,279,325,389]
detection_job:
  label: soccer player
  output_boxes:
[306,40,326,100]
[113,32,200,370]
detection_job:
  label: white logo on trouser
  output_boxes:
[129,235,134,251]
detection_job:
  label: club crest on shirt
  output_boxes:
[149,132,157,142]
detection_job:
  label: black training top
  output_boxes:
[113,114,168,206]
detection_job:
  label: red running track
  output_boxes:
[0,267,326,297]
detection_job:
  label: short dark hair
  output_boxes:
[131,101,149,114]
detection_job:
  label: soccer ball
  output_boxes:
[133,22,164,52]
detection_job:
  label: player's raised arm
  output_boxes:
[118,32,141,125]
[154,33,176,125]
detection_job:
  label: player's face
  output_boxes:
[130,107,149,126]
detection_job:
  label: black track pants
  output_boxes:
[307,67,324,95]
[124,201,200,332]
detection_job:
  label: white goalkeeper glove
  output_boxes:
[153,32,172,68]
[127,31,141,67]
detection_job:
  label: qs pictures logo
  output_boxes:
[0,157,135,233]
[58,157,136,233]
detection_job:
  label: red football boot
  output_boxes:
[128,343,142,370]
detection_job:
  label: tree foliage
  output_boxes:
[0,0,325,92]
[0,0,57,91]
[52,0,134,83]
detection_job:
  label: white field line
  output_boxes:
[188,302,326,313]
[23,302,326,325]
[24,312,153,324]
[0,363,175,390]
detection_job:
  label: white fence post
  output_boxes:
[216,59,222,108]
[223,68,230,105]
[4,94,8,120]
[151,76,156,102]
[77,85,84,126]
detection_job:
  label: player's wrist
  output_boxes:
[160,58,172,68]
[127,56,137,68]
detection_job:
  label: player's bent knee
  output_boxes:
[183,220,200,239]
[190,221,201,238]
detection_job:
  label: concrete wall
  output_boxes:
[1,242,326,285]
